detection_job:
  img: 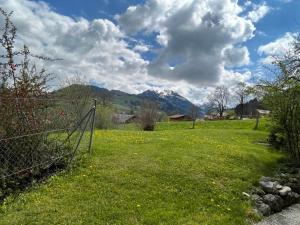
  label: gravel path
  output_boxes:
[256,204,300,225]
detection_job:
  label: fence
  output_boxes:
[0,97,96,179]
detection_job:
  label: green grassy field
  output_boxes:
[0,119,284,225]
[119,118,271,132]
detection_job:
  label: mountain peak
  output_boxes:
[138,89,193,115]
[140,89,178,97]
[158,89,176,97]
[55,85,195,115]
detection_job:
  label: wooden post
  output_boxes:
[254,111,260,130]
[88,99,96,154]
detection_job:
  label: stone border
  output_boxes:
[249,167,300,216]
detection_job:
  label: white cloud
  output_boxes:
[0,0,256,104]
[0,0,150,93]
[117,0,255,85]
[133,44,150,52]
[247,2,271,23]
[258,32,297,64]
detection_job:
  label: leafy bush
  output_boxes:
[0,8,76,195]
[264,80,300,160]
[259,36,300,162]
[136,101,159,131]
[95,105,115,129]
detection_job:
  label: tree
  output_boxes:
[0,8,53,137]
[282,37,300,81]
[235,98,262,118]
[98,90,112,106]
[136,101,159,131]
[0,7,71,188]
[190,104,199,129]
[234,82,250,119]
[256,36,300,162]
[208,86,230,118]
[60,74,92,121]
[95,106,115,129]
[260,64,300,161]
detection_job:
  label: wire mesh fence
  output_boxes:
[0,97,96,179]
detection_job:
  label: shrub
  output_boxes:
[95,105,115,129]
[0,8,76,195]
[259,54,300,162]
[136,101,159,131]
[264,81,300,161]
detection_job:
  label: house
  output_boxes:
[204,112,228,120]
[204,114,217,120]
[169,114,192,122]
[113,114,136,124]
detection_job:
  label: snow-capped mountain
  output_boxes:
[138,90,196,115]
[54,85,198,115]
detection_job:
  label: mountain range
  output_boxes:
[54,84,199,115]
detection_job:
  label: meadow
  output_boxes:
[0,119,285,225]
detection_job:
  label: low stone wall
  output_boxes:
[250,168,300,216]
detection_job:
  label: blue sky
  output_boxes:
[39,0,300,66]
[0,0,299,103]
[40,0,144,20]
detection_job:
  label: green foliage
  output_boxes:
[0,8,76,193]
[0,120,285,225]
[253,35,300,162]
[95,105,115,130]
[136,101,159,131]
[260,54,300,162]
[263,80,300,161]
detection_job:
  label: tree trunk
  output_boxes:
[254,112,260,130]
[240,104,244,120]
[192,119,195,129]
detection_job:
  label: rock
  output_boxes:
[261,176,273,182]
[256,204,300,225]
[263,194,284,212]
[252,187,266,196]
[289,177,298,183]
[278,174,289,184]
[289,183,300,194]
[276,184,283,190]
[256,202,272,216]
[283,192,300,207]
[259,178,279,194]
[252,194,263,202]
[279,186,292,196]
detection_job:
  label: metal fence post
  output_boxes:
[88,99,96,154]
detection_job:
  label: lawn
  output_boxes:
[117,118,271,132]
[0,120,284,225]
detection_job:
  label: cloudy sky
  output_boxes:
[0,0,299,103]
